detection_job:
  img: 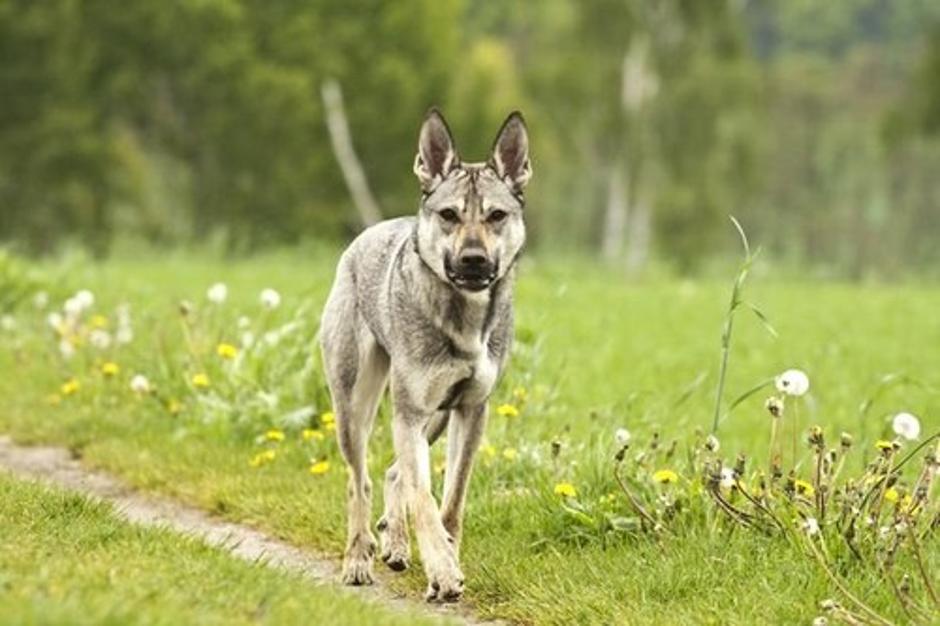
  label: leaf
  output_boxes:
[725,378,775,415]
[729,215,751,259]
[744,301,778,338]
[561,504,597,528]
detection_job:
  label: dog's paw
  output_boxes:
[377,515,410,572]
[342,533,376,586]
[424,569,464,603]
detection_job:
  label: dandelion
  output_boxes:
[302,428,324,441]
[260,288,281,310]
[115,326,133,345]
[89,329,112,350]
[801,517,820,536]
[0,315,14,331]
[60,378,80,396]
[63,297,84,318]
[249,449,277,468]
[130,374,152,394]
[101,362,120,377]
[705,434,720,453]
[720,467,736,489]
[264,429,285,442]
[216,342,238,360]
[207,282,228,304]
[309,460,331,475]
[794,479,815,498]
[90,314,108,329]
[765,396,784,418]
[502,447,518,461]
[496,403,520,418]
[775,369,810,397]
[191,373,210,389]
[875,439,895,452]
[512,386,528,402]
[47,312,64,331]
[320,411,336,428]
[58,339,75,360]
[553,482,577,498]
[892,412,921,441]
[884,487,899,504]
[615,428,632,447]
[75,290,94,310]
[482,444,497,459]
[653,469,679,485]
[167,399,182,415]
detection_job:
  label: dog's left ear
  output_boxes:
[414,108,458,192]
[490,111,531,192]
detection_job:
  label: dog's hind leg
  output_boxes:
[321,294,389,585]
[378,410,449,572]
[440,404,486,553]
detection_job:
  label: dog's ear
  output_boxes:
[414,108,458,192]
[490,111,531,192]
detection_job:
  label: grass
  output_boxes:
[0,472,448,626]
[1,248,938,625]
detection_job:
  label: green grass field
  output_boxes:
[1,249,937,625]
[0,472,447,626]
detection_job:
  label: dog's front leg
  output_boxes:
[391,397,463,602]
[440,404,486,552]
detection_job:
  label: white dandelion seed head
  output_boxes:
[812,617,828,626]
[63,296,84,318]
[719,467,736,489]
[130,374,151,394]
[89,329,112,350]
[241,331,255,348]
[207,282,228,304]
[115,326,134,345]
[58,339,75,359]
[47,312,63,330]
[237,316,252,329]
[615,427,631,446]
[705,434,720,453]
[75,289,94,309]
[775,369,810,397]
[33,291,49,310]
[260,288,281,310]
[802,517,820,536]
[892,412,921,441]
[0,314,15,331]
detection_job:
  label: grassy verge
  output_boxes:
[0,472,447,626]
[1,251,937,624]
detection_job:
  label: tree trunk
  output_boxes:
[601,161,628,262]
[624,190,651,274]
[321,79,382,229]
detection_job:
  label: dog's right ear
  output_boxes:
[414,108,458,192]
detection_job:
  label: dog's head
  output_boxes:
[413,109,531,293]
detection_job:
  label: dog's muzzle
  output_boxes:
[445,251,498,292]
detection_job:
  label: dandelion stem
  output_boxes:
[613,460,661,534]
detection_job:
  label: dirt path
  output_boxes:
[0,435,497,626]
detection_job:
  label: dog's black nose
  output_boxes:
[457,249,488,271]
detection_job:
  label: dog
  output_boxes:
[319,108,531,602]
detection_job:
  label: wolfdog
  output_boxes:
[319,109,531,602]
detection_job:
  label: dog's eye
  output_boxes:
[486,210,508,224]
[438,209,460,224]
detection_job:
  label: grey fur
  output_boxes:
[319,109,531,602]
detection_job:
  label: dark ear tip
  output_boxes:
[506,110,527,127]
[425,106,445,122]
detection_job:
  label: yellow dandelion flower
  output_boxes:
[249,449,277,467]
[320,411,336,425]
[90,314,108,329]
[553,482,577,498]
[512,386,528,402]
[434,460,446,475]
[482,444,497,459]
[60,378,80,396]
[264,429,285,442]
[794,479,815,497]
[167,399,182,415]
[216,342,238,360]
[101,362,120,377]
[502,447,519,461]
[653,469,679,484]
[884,487,899,504]
[302,428,324,441]
[496,403,519,418]
[875,439,894,451]
[309,460,330,475]
[191,373,210,388]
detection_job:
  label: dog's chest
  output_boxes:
[435,332,499,410]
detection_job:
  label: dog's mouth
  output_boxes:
[444,257,498,293]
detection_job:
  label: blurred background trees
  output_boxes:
[1,0,939,277]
